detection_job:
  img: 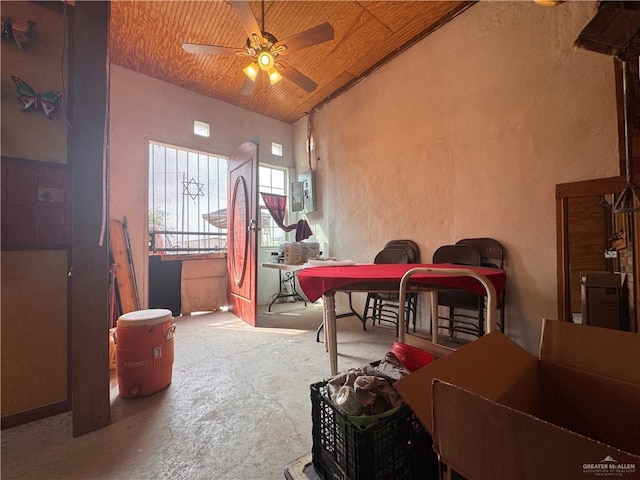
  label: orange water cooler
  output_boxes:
[115,309,176,398]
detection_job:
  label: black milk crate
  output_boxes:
[310,380,439,480]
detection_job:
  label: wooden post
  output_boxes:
[70,1,111,436]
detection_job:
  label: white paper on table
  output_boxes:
[302,259,356,267]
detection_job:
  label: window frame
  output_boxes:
[148,140,228,255]
[258,163,289,249]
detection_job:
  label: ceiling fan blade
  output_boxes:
[274,23,334,54]
[240,76,257,96]
[230,0,264,44]
[276,61,317,92]
[182,43,244,56]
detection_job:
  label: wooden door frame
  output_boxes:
[555,175,635,322]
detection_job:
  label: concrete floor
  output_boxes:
[1,301,399,480]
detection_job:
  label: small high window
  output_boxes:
[193,121,210,137]
[271,142,283,156]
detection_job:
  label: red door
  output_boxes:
[227,142,259,326]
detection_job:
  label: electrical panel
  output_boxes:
[291,170,316,213]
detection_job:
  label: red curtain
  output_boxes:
[260,193,312,241]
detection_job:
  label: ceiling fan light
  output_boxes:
[243,62,259,81]
[257,51,275,70]
[534,0,563,5]
[268,67,283,85]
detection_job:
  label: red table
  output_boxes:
[297,263,506,374]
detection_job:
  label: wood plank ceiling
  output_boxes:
[109,1,474,124]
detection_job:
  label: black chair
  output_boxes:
[362,246,417,335]
[432,244,484,339]
[383,239,420,332]
[455,237,506,332]
[384,239,420,264]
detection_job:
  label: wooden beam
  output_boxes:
[70,1,111,437]
[109,218,140,314]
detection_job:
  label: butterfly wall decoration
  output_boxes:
[11,76,62,119]
[1,17,36,50]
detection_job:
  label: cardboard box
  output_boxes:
[580,271,629,331]
[395,320,640,480]
[283,242,320,265]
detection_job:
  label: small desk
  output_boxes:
[297,263,506,374]
[260,262,307,311]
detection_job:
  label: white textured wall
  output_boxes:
[110,65,294,307]
[294,1,619,352]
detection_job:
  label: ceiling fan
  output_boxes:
[182,0,334,95]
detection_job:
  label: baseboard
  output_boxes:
[1,400,70,430]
